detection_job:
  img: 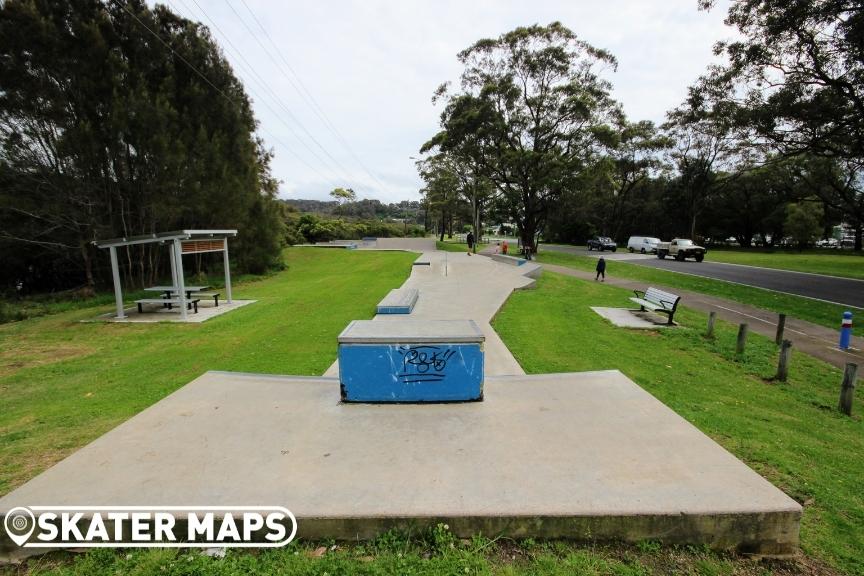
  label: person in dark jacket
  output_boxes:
[595,257,606,282]
[466,231,475,255]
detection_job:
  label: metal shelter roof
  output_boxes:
[93,230,237,249]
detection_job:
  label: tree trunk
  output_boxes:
[472,198,482,254]
[855,226,862,252]
[80,241,96,294]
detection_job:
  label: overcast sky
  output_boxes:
[155,0,734,203]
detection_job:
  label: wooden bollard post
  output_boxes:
[839,363,858,416]
[706,311,716,338]
[775,314,786,345]
[776,340,792,381]
[736,323,749,355]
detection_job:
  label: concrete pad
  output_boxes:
[84,300,256,323]
[0,370,800,559]
[591,307,675,328]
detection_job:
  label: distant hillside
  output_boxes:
[284,198,424,223]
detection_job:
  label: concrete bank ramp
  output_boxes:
[0,370,800,560]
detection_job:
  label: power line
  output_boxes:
[214,0,370,194]
[169,0,354,187]
[114,0,341,190]
[235,0,385,187]
[227,0,396,196]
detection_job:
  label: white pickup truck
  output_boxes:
[656,239,707,262]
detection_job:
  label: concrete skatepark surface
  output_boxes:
[0,371,800,559]
[325,250,538,377]
[0,238,802,559]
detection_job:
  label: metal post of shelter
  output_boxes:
[109,246,126,319]
[223,237,233,304]
[169,244,178,289]
[173,238,188,320]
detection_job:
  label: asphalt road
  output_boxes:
[541,244,864,309]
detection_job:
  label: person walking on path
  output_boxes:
[466,231,475,255]
[595,257,606,282]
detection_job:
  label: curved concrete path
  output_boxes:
[325,250,538,377]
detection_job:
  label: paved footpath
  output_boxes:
[325,250,539,376]
[539,261,864,371]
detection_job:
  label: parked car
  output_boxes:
[627,236,661,254]
[587,236,617,251]
[656,238,707,262]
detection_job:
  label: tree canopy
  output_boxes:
[424,22,621,252]
[0,0,284,294]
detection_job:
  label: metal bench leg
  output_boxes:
[193,301,198,313]
[214,296,219,307]
[137,303,142,313]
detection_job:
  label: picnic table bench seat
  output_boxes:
[135,298,201,314]
[190,291,220,307]
[629,287,681,325]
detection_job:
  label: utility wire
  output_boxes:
[219,0,369,194]
[227,0,396,196]
[235,0,393,195]
[114,0,342,189]
[172,0,354,186]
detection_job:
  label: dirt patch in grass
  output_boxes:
[0,342,94,378]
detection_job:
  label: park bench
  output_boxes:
[135,298,201,314]
[376,287,419,314]
[190,291,221,307]
[629,287,681,325]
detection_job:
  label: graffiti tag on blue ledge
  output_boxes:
[398,346,455,384]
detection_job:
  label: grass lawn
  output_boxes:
[537,250,862,337]
[707,249,864,280]
[2,253,861,575]
[0,248,416,497]
[494,272,863,575]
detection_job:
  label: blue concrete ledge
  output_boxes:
[338,320,485,403]
[376,288,419,315]
[490,253,528,266]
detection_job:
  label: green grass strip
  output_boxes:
[537,251,861,337]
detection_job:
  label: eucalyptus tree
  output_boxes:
[417,155,462,241]
[600,120,670,240]
[696,0,864,248]
[426,22,621,253]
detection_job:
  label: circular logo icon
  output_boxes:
[4,507,35,546]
